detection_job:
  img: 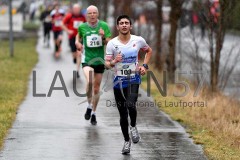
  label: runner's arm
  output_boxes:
[105,57,118,69]
[105,42,116,69]
[105,52,122,69]
[138,36,152,66]
[61,23,71,34]
[138,47,152,75]
[99,29,111,45]
[61,16,74,35]
[103,37,111,45]
[75,33,82,51]
[100,24,112,45]
[143,47,152,65]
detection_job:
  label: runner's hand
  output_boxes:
[75,41,83,51]
[139,66,146,75]
[99,27,105,37]
[67,30,74,35]
[114,52,122,63]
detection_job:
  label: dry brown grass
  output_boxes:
[141,68,240,159]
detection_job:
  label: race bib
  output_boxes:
[44,16,51,22]
[54,20,61,27]
[86,34,103,48]
[116,63,137,77]
[73,21,82,29]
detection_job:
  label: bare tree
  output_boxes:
[102,0,108,21]
[167,0,184,82]
[154,0,163,71]
[207,0,236,92]
[219,47,240,90]
[87,0,98,6]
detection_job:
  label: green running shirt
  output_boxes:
[78,20,111,65]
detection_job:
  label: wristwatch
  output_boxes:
[143,64,149,70]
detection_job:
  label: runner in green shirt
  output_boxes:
[78,21,111,65]
[75,5,111,125]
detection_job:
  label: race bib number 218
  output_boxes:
[86,34,103,48]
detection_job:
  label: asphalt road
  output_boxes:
[0,30,207,160]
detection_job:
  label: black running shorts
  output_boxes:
[82,63,105,74]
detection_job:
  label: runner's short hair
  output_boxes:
[116,15,132,25]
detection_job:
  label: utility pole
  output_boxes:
[8,0,14,57]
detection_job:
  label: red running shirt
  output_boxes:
[52,13,64,32]
[62,13,86,39]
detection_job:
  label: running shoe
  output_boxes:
[90,114,97,125]
[130,126,140,143]
[121,141,131,154]
[84,108,92,120]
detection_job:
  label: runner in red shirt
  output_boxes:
[51,5,65,58]
[62,4,86,78]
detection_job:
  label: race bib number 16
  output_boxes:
[86,34,103,48]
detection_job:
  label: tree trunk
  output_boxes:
[87,0,98,6]
[208,1,216,92]
[167,0,184,83]
[102,0,108,21]
[209,0,234,92]
[154,0,163,71]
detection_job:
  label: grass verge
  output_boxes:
[141,68,240,160]
[0,38,38,149]
[23,22,40,31]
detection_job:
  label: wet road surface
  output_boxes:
[0,30,207,160]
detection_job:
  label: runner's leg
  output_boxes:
[54,32,58,53]
[55,32,62,57]
[82,66,94,104]
[89,72,103,125]
[69,37,77,63]
[92,73,103,112]
[72,37,77,63]
[57,33,63,52]
[82,66,94,120]
[71,36,81,77]
[46,28,50,47]
[43,25,47,44]
[126,84,139,127]
[76,51,81,78]
[114,87,130,141]
[126,84,140,143]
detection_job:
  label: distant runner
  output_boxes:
[62,4,86,78]
[75,5,111,125]
[51,5,65,58]
[40,5,52,48]
[105,15,152,154]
